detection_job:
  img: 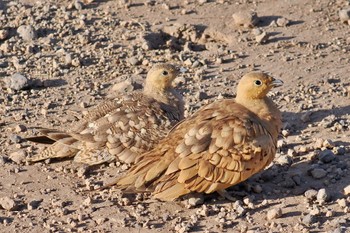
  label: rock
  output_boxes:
[232,11,259,28]
[302,214,315,225]
[318,150,335,163]
[339,8,350,23]
[9,135,22,143]
[304,189,318,201]
[127,56,141,66]
[4,73,30,91]
[0,29,9,40]
[337,198,347,208]
[333,146,346,155]
[0,197,18,211]
[14,124,27,133]
[317,188,331,204]
[72,58,81,67]
[255,31,269,44]
[267,208,282,220]
[27,199,42,210]
[197,91,209,100]
[310,168,327,179]
[343,185,350,195]
[287,149,297,157]
[252,184,263,193]
[234,201,246,216]
[252,28,263,36]
[276,17,290,27]
[9,150,27,164]
[74,0,83,10]
[281,129,290,137]
[300,111,312,123]
[64,53,72,65]
[17,25,37,41]
[314,138,324,149]
[186,195,204,207]
[322,139,335,149]
[276,154,292,165]
[0,156,8,165]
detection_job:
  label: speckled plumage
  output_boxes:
[116,72,283,201]
[27,64,184,165]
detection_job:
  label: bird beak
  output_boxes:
[271,78,284,87]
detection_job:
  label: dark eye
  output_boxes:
[162,70,169,76]
[254,80,262,86]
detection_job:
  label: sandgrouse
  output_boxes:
[116,72,283,201]
[27,64,184,165]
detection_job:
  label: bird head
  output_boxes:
[145,64,180,91]
[236,72,283,100]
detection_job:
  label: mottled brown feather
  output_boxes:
[26,64,184,165]
[116,72,282,201]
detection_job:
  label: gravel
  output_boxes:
[0,0,349,232]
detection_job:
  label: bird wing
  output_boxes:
[27,93,180,165]
[117,99,277,200]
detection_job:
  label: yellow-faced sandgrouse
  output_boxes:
[27,64,184,165]
[116,72,283,201]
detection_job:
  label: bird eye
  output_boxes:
[254,80,262,86]
[162,70,169,76]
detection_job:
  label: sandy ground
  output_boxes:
[0,0,350,232]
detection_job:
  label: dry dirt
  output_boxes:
[1,0,350,232]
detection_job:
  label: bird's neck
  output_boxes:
[143,86,184,121]
[236,96,282,138]
[143,84,167,99]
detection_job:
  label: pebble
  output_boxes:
[77,166,88,178]
[72,58,81,67]
[304,189,318,201]
[338,8,350,23]
[9,150,27,164]
[276,154,292,165]
[186,195,204,207]
[128,56,141,66]
[252,184,263,193]
[27,199,42,210]
[0,196,18,211]
[302,214,315,225]
[281,130,290,137]
[333,146,346,155]
[14,124,27,133]
[267,208,282,220]
[300,111,312,123]
[0,29,9,40]
[322,139,335,149]
[17,25,37,41]
[344,185,350,195]
[197,91,209,100]
[232,11,258,28]
[276,17,290,27]
[316,188,331,204]
[255,31,269,44]
[310,168,327,179]
[337,198,347,208]
[252,28,263,36]
[4,73,30,91]
[318,150,335,163]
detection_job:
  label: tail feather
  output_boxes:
[28,142,78,162]
[153,183,190,201]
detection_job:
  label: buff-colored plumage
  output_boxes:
[117,72,283,201]
[27,64,184,165]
